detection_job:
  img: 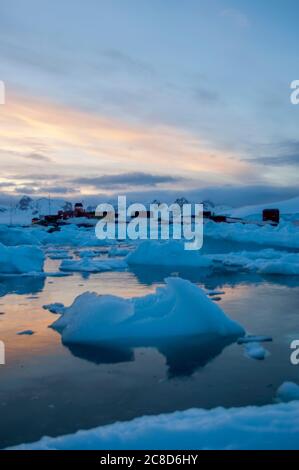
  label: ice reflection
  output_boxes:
[0,275,45,297]
[63,334,236,379]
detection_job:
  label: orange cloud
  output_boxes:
[0,92,253,191]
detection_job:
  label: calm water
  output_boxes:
[1,242,299,448]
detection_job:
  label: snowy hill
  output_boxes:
[228,196,299,219]
[0,196,73,226]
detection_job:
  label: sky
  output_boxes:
[0,0,298,206]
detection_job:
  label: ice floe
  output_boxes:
[0,243,44,274]
[210,249,299,276]
[126,240,212,267]
[108,246,131,257]
[43,303,65,314]
[17,330,35,336]
[59,257,127,273]
[244,342,267,360]
[204,220,299,250]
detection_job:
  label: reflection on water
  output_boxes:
[0,275,45,297]
[1,249,299,448]
[65,334,235,378]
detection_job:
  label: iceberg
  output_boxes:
[0,243,44,274]
[49,277,244,345]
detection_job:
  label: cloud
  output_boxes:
[248,140,299,167]
[253,154,299,166]
[194,87,220,105]
[27,152,52,163]
[45,186,80,194]
[0,93,253,188]
[13,185,39,195]
[73,172,183,189]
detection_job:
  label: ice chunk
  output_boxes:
[17,330,34,336]
[244,342,267,360]
[108,246,131,257]
[276,382,299,403]
[59,258,127,273]
[76,250,101,258]
[210,249,299,276]
[0,226,40,246]
[205,220,299,250]
[50,277,245,345]
[206,290,225,297]
[237,335,272,344]
[48,250,72,260]
[0,243,44,274]
[43,303,65,314]
[126,240,212,267]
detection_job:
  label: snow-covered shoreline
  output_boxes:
[9,398,299,450]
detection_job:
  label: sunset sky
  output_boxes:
[0,0,298,206]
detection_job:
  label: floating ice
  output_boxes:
[17,330,35,336]
[204,220,299,250]
[48,250,72,260]
[210,249,299,276]
[0,243,44,274]
[276,382,299,403]
[49,277,244,345]
[0,226,40,246]
[59,257,127,273]
[206,290,225,296]
[108,246,131,257]
[126,240,212,268]
[244,342,267,360]
[10,401,299,450]
[43,303,65,314]
[237,335,272,344]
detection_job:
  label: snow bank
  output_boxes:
[0,243,44,274]
[229,195,299,219]
[276,382,299,403]
[126,240,212,268]
[59,257,127,273]
[210,249,299,276]
[10,401,299,450]
[49,277,244,345]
